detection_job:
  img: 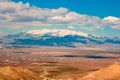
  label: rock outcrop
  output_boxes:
[0,66,37,80]
[81,62,120,80]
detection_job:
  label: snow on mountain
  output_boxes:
[1,29,120,48]
[24,29,88,37]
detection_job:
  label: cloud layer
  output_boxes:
[0,0,120,29]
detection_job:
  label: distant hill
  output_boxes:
[81,62,120,80]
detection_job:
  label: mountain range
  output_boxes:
[1,29,120,48]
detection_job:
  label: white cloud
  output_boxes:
[0,0,120,30]
[103,16,120,29]
[0,0,11,2]
[103,16,119,22]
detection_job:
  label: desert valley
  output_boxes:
[0,45,120,80]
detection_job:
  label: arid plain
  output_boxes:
[0,45,120,80]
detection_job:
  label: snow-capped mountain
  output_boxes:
[24,29,88,37]
[1,29,120,48]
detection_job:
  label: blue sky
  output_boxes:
[13,0,120,18]
[0,0,120,37]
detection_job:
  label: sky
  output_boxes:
[13,0,120,18]
[0,0,120,37]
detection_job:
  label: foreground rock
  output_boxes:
[0,66,37,80]
[81,62,120,80]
